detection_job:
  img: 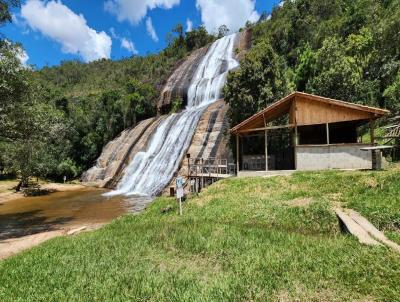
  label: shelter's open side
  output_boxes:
[231,92,389,176]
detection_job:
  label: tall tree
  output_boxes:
[0,0,20,27]
[218,25,230,38]
[225,41,293,127]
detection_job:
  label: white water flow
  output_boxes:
[107,33,239,197]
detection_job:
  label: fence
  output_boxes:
[187,157,235,193]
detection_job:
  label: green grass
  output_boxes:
[1,170,400,301]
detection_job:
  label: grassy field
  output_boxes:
[0,169,399,301]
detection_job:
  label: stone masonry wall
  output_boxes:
[296,144,373,171]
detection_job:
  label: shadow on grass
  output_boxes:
[0,210,73,240]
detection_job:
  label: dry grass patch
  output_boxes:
[284,197,316,208]
[275,283,375,302]
[363,177,378,189]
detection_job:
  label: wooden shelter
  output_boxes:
[231,92,389,174]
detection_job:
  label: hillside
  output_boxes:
[34,25,216,100]
[0,25,216,181]
[225,0,400,129]
[2,0,400,188]
[1,169,399,301]
[35,54,177,99]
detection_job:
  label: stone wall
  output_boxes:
[296,144,373,171]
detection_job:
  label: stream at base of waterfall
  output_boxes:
[106,33,239,197]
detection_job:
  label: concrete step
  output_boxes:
[348,210,400,252]
[335,208,382,246]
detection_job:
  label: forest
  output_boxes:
[225,0,400,127]
[2,0,400,187]
[0,0,216,187]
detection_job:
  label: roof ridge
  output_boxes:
[231,92,389,133]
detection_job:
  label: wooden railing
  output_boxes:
[187,157,235,193]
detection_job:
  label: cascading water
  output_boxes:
[107,33,239,197]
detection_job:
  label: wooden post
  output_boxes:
[240,135,244,171]
[236,134,240,174]
[326,123,330,145]
[263,113,268,171]
[201,158,204,189]
[294,125,298,170]
[265,130,268,171]
[187,154,191,179]
[370,120,375,145]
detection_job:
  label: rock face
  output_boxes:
[81,117,156,187]
[157,30,252,114]
[163,99,231,193]
[158,46,210,114]
[234,29,252,61]
[105,116,167,189]
[82,30,252,193]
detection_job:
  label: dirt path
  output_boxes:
[0,223,104,260]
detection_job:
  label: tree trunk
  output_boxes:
[15,180,23,192]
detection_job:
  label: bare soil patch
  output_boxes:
[0,223,103,260]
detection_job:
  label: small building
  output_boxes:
[230,92,389,175]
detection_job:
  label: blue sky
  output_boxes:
[4,0,281,68]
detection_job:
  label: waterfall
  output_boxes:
[106,33,239,197]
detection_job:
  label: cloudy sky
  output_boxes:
[5,0,280,67]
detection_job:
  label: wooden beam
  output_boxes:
[237,124,295,134]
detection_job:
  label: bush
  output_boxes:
[56,159,81,181]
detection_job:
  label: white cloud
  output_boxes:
[186,18,193,32]
[11,13,19,25]
[196,0,260,33]
[121,38,138,54]
[21,0,112,62]
[105,0,180,25]
[110,27,119,39]
[146,17,158,42]
[16,48,29,66]
[109,27,138,54]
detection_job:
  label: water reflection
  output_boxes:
[0,188,153,240]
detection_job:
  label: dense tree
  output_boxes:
[122,79,156,128]
[384,71,400,113]
[218,25,230,38]
[0,42,31,140]
[0,0,19,26]
[185,26,214,52]
[2,102,69,189]
[225,41,292,127]
[226,0,400,130]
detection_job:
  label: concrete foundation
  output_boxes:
[237,170,295,178]
[296,144,373,171]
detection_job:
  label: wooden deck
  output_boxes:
[188,158,235,193]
